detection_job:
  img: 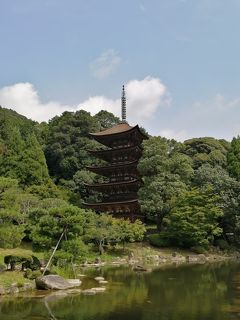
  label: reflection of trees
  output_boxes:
[0,263,240,320]
[0,297,45,320]
[141,262,239,320]
[45,269,148,320]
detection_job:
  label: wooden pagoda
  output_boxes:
[84,86,147,220]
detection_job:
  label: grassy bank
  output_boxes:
[0,245,44,289]
[0,242,236,291]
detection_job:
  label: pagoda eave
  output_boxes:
[83,199,140,214]
[90,124,147,148]
[86,160,138,172]
[85,178,142,189]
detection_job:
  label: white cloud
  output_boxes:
[1,80,240,141]
[78,76,169,125]
[0,76,169,127]
[0,82,70,122]
[90,49,121,79]
[157,94,240,141]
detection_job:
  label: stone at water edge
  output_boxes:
[133,265,148,272]
[0,286,5,295]
[91,287,106,292]
[67,279,82,286]
[82,289,97,295]
[94,276,105,281]
[99,280,108,284]
[36,275,81,290]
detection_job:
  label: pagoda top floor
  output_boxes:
[90,123,147,148]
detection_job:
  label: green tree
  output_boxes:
[183,137,229,169]
[94,110,120,130]
[0,177,29,247]
[193,164,240,245]
[227,136,240,180]
[84,213,117,254]
[45,110,99,181]
[29,205,87,250]
[164,188,223,248]
[138,137,192,230]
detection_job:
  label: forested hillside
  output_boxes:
[0,105,240,258]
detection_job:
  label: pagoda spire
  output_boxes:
[121,85,127,123]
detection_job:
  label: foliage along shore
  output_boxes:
[0,243,239,296]
[1,105,240,290]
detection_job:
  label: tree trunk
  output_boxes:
[156,213,164,232]
[99,241,104,255]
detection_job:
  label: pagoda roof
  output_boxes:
[91,123,133,136]
[90,124,147,145]
[85,178,142,190]
[89,144,143,155]
[86,159,138,175]
[83,198,138,208]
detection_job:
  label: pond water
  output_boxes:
[1,262,240,320]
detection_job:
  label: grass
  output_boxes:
[0,271,31,288]
[0,243,44,289]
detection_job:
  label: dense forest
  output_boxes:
[1,105,240,262]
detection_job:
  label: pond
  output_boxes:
[1,262,240,320]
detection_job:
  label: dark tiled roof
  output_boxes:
[90,123,133,136]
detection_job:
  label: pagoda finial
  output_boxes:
[121,85,127,123]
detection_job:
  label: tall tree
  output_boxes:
[45,110,99,180]
[164,188,223,248]
[227,136,240,180]
[138,137,193,230]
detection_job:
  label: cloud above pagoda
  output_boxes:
[0,76,169,126]
[90,49,122,79]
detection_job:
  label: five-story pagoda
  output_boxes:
[84,86,147,220]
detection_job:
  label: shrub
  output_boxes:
[216,239,230,251]
[24,269,42,280]
[191,246,206,254]
[148,233,171,247]
[22,255,41,270]
[4,255,32,271]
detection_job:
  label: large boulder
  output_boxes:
[36,275,81,290]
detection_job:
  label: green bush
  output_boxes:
[191,246,206,254]
[148,233,171,247]
[4,255,32,271]
[22,255,41,270]
[24,269,42,280]
[216,239,230,251]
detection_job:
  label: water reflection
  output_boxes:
[1,262,240,320]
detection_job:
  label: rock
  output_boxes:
[186,255,206,263]
[172,255,186,263]
[67,279,82,286]
[0,264,6,273]
[0,286,5,295]
[91,287,106,292]
[95,257,101,264]
[94,276,105,281]
[36,275,81,290]
[9,283,19,294]
[197,254,206,262]
[158,256,168,263]
[23,283,35,291]
[133,265,148,272]
[98,280,108,284]
[172,252,178,257]
[82,289,96,295]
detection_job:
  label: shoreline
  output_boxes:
[0,249,239,297]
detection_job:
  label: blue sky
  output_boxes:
[1,0,240,140]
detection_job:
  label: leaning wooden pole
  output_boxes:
[42,229,66,276]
